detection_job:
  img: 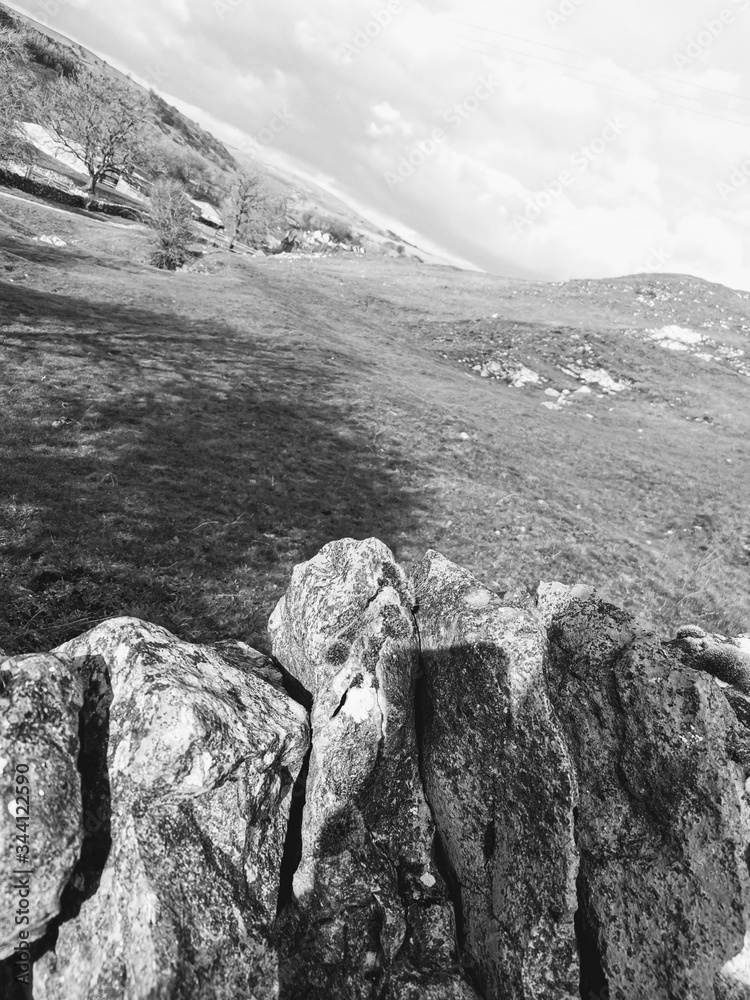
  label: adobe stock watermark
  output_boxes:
[255,106,295,146]
[33,0,74,20]
[512,116,629,234]
[642,246,672,272]
[339,1,404,59]
[716,148,750,201]
[546,0,589,31]
[385,75,499,188]
[143,63,170,89]
[235,106,296,154]
[673,0,747,68]
[213,0,247,20]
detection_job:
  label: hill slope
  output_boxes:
[0,191,748,654]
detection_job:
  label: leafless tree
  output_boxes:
[44,69,152,196]
[222,170,274,249]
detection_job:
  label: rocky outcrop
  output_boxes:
[1,541,750,999]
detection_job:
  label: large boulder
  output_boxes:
[269,538,477,999]
[538,584,750,999]
[0,653,84,966]
[34,618,309,1000]
[411,552,580,1000]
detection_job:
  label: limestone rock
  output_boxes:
[412,552,580,1000]
[0,653,83,960]
[674,625,750,694]
[543,585,750,999]
[34,618,309,1000]
[270,538,476,999]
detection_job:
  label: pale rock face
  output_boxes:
[542,585,750,1000]
[33,618,309,1000]
[269,537,478,999]
[411,551,580,1000]
[0,653,84,959]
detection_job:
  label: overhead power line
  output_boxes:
[395,10,750,129]
[402,5,750,111]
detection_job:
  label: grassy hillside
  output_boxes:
[1,190,748,655]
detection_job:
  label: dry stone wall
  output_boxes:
[1,538,749,999]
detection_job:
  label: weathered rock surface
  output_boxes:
[412,553,580,1000]
[3,541,750,999]
[539,584,750,1000]
[34,618,309,1000]
[269,537,477,998]
[0,653,83,960]
[674,624,750,695]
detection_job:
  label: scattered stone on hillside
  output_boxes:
[0,653,83,960]
[455,343,630,407]
[468,357,543,386]
[411,551,580,1000]
[37,235,66,248]
[269,538,475,999]
[542,584,750,1000]
[563,364,628,393]
[644,326,750,377]
[34,618,309,1000]
[649,325,703,350]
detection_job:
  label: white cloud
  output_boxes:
[366,101,413,138]
[674,212,746,270]
[372,101,400,123]
[163,0,190,25]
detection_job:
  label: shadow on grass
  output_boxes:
[0,280,426,653]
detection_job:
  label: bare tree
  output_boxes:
[149,178,193,270]
[0,27,37,165]
[222,170,273,249]
[44,69,152,196]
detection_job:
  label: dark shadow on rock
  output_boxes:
[573,806,609,1000]
[28,655,113,995]
[273,804,391,1000]
[0,654,113,1000]
[0,953,33,999]
[0,279,427,653]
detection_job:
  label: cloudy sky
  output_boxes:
[9,0,750,288]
